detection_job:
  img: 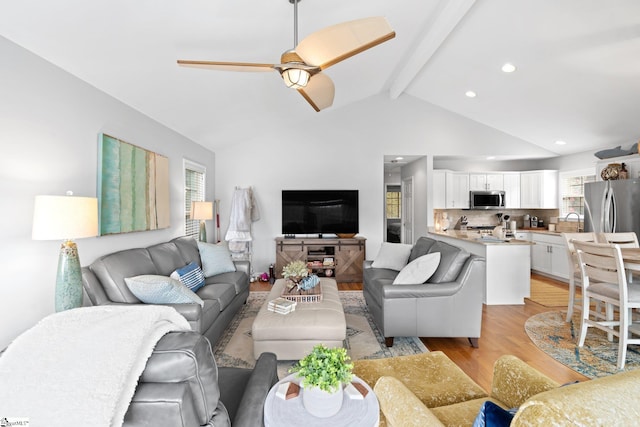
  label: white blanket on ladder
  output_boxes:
[0,305,190,427]
[225,187,259,242]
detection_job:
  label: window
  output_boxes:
[559,168,595,218]
[386,185,401,219]
[184,160,206,238]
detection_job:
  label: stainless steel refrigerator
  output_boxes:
[584,178,640,235]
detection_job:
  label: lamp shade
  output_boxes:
[191,201,214,221]
[32,195,99,241]
[282,68,310,89]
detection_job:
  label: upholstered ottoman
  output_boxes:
[252,278,346,360]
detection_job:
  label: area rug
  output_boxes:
[213,291,428,378]
[525,310,640,378]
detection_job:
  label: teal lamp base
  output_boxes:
[55,240,83,312]
[199,221,207,242]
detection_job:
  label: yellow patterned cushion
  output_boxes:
[353,351,488,408]
[513,369,640,426]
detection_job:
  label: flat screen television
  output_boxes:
[282,190,359,235]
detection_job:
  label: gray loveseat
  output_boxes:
[81,236,249,346]
[363,236,486,347]
[125,330,278,427]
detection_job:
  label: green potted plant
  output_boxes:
[290,344,353,417]
[282,260,309,288]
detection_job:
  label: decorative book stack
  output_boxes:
[268,297,297,315]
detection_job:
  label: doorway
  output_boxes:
[385,185,401,242]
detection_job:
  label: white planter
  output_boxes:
[302,384,343,418]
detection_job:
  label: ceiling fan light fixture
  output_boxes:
[282,68,310,89]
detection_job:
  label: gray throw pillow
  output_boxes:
[427,241,471,283]
[408,237,437,263]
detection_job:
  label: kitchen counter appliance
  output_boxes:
[470,190,506,210]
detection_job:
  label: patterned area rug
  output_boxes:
[213,291,428,378]
[525,310,640,378]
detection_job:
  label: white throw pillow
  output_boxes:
[393,253,441,285]
[371,242,413,271]
[125,275,204,307]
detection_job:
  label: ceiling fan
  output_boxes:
[177,0,395,112]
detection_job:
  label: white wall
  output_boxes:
[0,37,215,349]
[214,94,556,275]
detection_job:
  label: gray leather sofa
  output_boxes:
[363,236,486,347]
[125,330,278,427]
[82,236,250,346]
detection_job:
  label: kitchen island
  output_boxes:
[428,230,534,305]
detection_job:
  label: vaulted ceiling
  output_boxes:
[2,0,639,157]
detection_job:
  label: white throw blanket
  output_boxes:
[0,305,190,427]
[225,187,259,243]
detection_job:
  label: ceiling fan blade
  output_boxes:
[298,72,335,112]
[177,60,275,72]
[296,17,396,70]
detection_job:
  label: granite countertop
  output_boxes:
[429,230,534,245]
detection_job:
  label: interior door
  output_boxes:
[402,177,414,244]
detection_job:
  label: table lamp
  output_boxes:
[191,201,213,242]
[32,192,99,312]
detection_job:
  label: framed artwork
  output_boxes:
[98,133,170,235]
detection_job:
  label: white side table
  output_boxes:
[264,374,379,427]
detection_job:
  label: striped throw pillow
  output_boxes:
[171,262,206,292]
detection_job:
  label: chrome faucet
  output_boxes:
[564,212,581,232]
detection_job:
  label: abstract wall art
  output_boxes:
[98,133,170,235]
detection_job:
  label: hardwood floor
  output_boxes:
[249,274,589,391]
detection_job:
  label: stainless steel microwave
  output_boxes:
[470,191,505,209]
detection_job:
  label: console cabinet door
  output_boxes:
[275,241,306,279]
[335,241,366,282]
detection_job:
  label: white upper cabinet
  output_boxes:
[445,171,470,209]
[469,173,504,191]
[432,170,447,209]
[520,170,558,209]
[502,172,521,208]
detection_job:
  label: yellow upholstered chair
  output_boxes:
[573,240,640,369]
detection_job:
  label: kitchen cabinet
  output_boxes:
[502,172,521,208]
[432,170,447,209]
[530,233,570,280]
[445,171,469,209]
[469,173,504,191]
[520,170,558,209]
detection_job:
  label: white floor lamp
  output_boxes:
[32,192,99,312]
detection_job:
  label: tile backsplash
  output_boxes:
[434,209,560,230]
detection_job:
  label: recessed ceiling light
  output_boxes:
[395,156,404,160]
[501,63,516,73]
[486,156,496,160]
[555,140,567,145]
[465,91,477,98]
